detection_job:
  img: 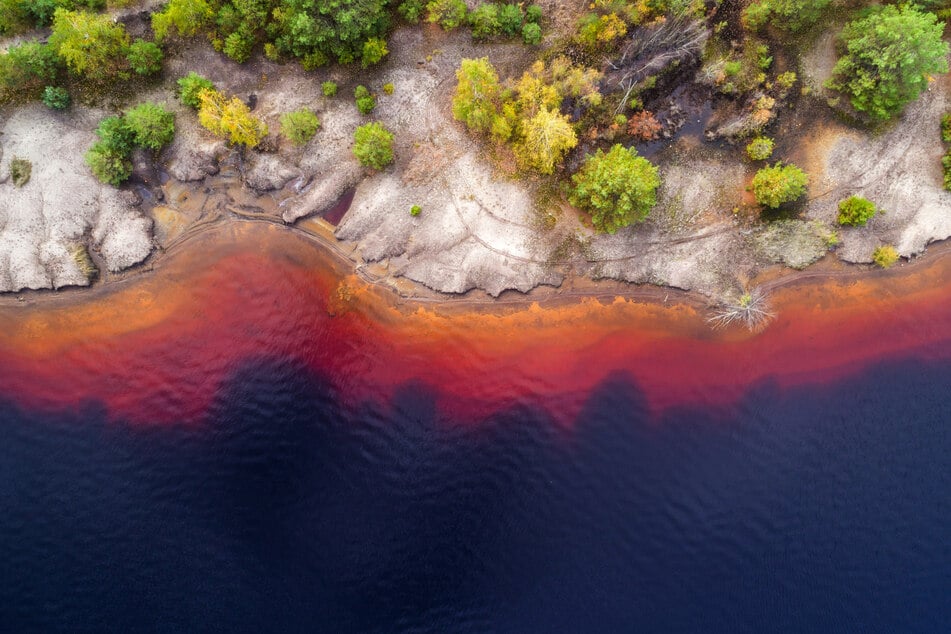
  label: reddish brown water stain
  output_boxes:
[2,221,951,426]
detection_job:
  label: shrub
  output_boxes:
[322,81,338,97]
[127,39,162,75]
[177,72,215,109]
[826,5,949,121]
[85,142,133,186]
[525,4,542,24]
[743,0,831,32]
[95,116,136,155]
[223,30,254,63]
[0,42,62,99]
[361,37,388,68]
[41,85,70,110]
[280,109,320,146]
[151,0,215,43]
[124,102,175,151]
[354,85,376,115]
[837,196,876,226]
[746,137,774,161]
[751,162,808,208]
[628,111,662,141]
[942,151,951,191]
[942,113,951,143]
[383,82,394,95]
[353,122,395,169]
[410,204,422,216]
[9,157,31,187]
[498,4,523,36]
[426,0,467,30]
[522,22,542,46]
[872,245,899,268]
[570,144,660,234]
[398,0,425,23]
[469,4,501,40]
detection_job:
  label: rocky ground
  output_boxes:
[1,5,950,301]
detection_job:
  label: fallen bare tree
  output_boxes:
[606,14,709,114]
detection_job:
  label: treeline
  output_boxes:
[152,0,544,67]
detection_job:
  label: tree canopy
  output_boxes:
[826,5,949,121]
[569,144,660,234]
[751,163,808,208]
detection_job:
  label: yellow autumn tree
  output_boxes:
[514,107,577,174]
[197,88,268,148]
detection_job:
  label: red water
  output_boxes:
[2,222,951,426]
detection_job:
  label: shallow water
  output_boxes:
[1,223,950,631]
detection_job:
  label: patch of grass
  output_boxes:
[9,157,31,187]
[69,244,98,281]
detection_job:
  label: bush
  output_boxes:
[41,85,70,110]
[124,102,175,151]
[837,196,876,226]
[127,39,162,75]
[426,0,467,30]
[469,4,501,40]
[525,4,542,24]
[498,3,523,36]
[383,82,394,95]
[354,84,376,115]
[826,5,949,121]
[9,157,31,187]
[177,72,215,109]
[85,142,133,186]
[151,0,215,43]
[280,109,320,146]
[872,245,899,268]
[322,81,338,97]
[570,144,660,234]
[398,0,425,23]
[361,37,388,68]
[0,41,62,99]
[223,30,254,63]
[353,122,394,169]
[942,113,951,143]
[410,204,422,216]
[743,0,831,32]
[942,151,951,191]
[751,162,808,208]
[95,116,136,155]
[746,137,774,161]
[522,22,542,46]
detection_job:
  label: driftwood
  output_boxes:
[606,14,709,114]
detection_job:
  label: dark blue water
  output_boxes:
[2,355,950,632]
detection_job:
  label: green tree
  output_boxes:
[280,108,320,145]
[49,9,130,82]
[826,5,949,121]
[322,80,338,97]
[751,162,809,208]
[361,37,388,68]
[570,144,660,233]
[353,121,394,169]
[85,142,133,186]
[127,39,163,76]
[426,0,467,30]
[514,107,577,174]
[468,4,501,40]
[177,72,215,109]
[398,0,424,23]
[95,116,136,155]
[837,196,876,226]
[355,84,376,115]
[452,57,502,134]
[272,0,391,66]
[743,0,831,32]
[152,0,215,42]
[0,42,61,100]
[522,22,542,46]
[125,103,176,151]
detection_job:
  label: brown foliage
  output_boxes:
[627,111,662,141]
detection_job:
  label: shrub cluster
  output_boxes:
[397,1,543,44]
[85,103,176,186]
[355,85,376,115]
[280,109,320,146]
[942,113,951,191]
